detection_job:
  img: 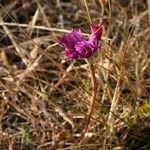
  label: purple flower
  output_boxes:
[58,22,103,60]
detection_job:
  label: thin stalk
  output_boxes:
[83,0,92,23]
[74,63,97,144]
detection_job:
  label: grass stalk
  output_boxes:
[83,0,92,23]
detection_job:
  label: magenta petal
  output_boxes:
[58,36,68,47]
[90,22,103,40]
[87,37,99,52]
[75,41,93,59]
[68,53,79,60]
[58,30,85,50]
[63,49,79,60]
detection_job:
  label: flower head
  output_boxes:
[58,22,103,60]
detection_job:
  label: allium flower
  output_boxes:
[58,22,103,60]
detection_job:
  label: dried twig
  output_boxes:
[0,15,28,65]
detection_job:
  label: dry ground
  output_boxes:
[0,0,150,149]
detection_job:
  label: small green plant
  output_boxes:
[137,103,150,118]
[125,103,150,126]
[21,124,30,144]
[71,145,82,150]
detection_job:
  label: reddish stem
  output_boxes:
[74,63,97,144]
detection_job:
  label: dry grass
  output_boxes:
[0,0,150,149]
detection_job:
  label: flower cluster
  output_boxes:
[58,22,103,60]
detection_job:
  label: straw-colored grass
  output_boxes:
[0,0,149,149]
